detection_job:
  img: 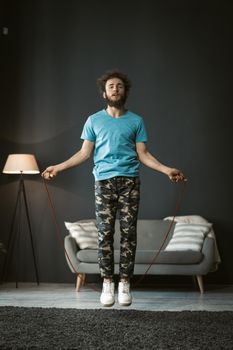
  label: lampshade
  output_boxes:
[3,154,40,174]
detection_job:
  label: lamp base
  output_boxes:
[1,174,39,287]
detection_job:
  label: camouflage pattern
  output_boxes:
[94,176,140,278]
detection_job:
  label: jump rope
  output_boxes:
[42,177,187,293]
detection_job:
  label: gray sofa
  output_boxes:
[64,219,215,293]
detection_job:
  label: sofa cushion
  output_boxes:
[77,249,203,265]
[164,223,212,252]
[65,219,176,250]
[164,215,210,224]
[64,220,98,249]
[114,219,176,250]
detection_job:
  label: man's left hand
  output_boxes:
[168,168,187,183]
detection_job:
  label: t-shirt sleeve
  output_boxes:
[80,117,96,142]
[136,118,148,143]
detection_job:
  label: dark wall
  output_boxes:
[1,0,233,284]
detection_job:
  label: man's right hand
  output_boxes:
[41,165,59,180]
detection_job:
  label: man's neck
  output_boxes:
[106,105,126,118]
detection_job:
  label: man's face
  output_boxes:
[103,78,127,108]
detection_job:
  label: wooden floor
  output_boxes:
[0,283,233,311]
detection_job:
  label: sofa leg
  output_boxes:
[82,273,86,286]
[76,273,85,292]
[196,275,204,294]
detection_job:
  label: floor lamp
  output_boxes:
[1,154,40,287]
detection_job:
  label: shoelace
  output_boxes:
[121,282,130,294]
[104,282,114,294]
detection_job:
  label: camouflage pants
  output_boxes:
[95,176,140,279]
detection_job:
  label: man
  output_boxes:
[42,70,186,307]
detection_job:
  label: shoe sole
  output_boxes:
[101,301,115,307]
[118,301,132,306]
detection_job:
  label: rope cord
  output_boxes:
[42,177,186,292]
[43,178,100,292]
[132,181,187,288]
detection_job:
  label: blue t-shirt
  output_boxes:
[80,109,148,181]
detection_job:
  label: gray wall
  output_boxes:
[1,0,233,284]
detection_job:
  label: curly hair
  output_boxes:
[97,70,131,95]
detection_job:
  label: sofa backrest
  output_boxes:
[114,219,175,250]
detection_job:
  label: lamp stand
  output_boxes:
[1,173,40,287]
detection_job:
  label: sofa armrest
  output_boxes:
[201,237,215,273]
[64,235,80,273]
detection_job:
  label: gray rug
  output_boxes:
[0,307,233,349]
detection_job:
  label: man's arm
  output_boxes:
[136,142,186,182]
[41,140,95,180]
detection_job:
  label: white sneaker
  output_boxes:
[100,280,115,307]
[118,281,132,306]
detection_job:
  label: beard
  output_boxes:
[104,93,127,108]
